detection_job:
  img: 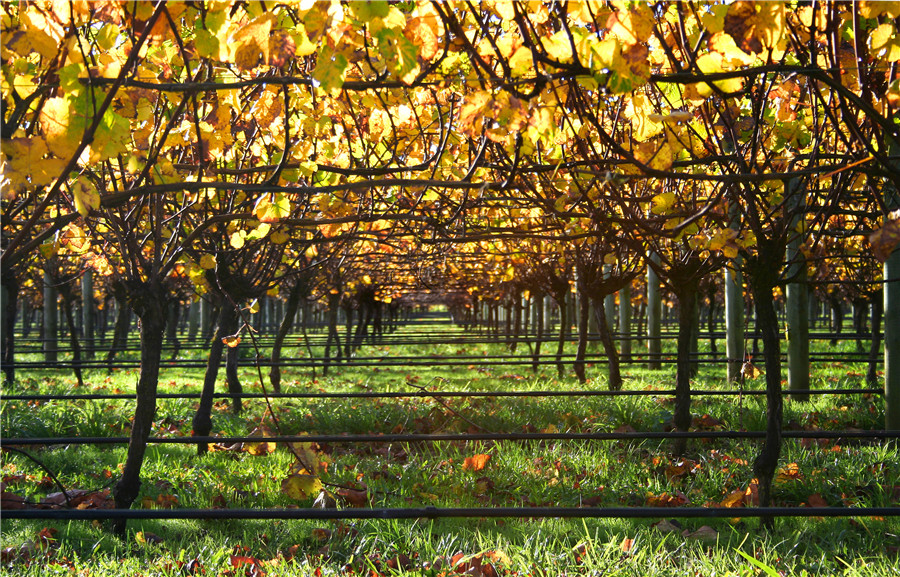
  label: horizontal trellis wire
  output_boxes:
[0,387,883,402]
[4,506,899,522]
[3,430,899,447]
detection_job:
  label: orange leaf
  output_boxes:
[806,493,828,507]
[620,537,635,553]
[745,479,760,506]
[719,489,746,508]
[741,361,762,379]
[665,459,699,482]
[646,491,688,507]
[155,494,178,509]
[776,462,802,483]
[222,335,241,348]
[230,555,264,572]
[463,454,491,471]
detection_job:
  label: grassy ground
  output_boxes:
[1,317,898,576]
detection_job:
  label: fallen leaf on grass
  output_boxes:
[665,459,699,482]
[208,442,243,453]
[385,554,414,571]
[1,491,28,509]
[336,487,368,507]
[646,491,688,507]
[141,494,178,509]
[135,531,163,545]
[450,550,507,577]
[620,537,635,553]
[463,454,491,472]
[572,542,589,564]
[776,462,802,483]
[719,489,747,508]
[242,427,276,456]
[35,527,57,549]
[287,441,324,475]
[41,489,91,507]
[310,528,332,542]
[682,525,718,542]
[651,519,683,534]
[1,527,58,563]
[282,474,323,500]
[230,554,265,576]
[692,414,724,429]
[806,493,828,507]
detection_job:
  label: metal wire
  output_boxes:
[0,388,883,402]
[3,430,898,447]
[4,506,899,521]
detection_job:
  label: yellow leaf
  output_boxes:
[229,230,246,249]
[870,24,898,56]
[624,93,663,142]
[607,4,654,45]
[312,45,348,93]
[199,254,216,269]
[242,426,275,456]
[458,91,491,137]
[281,474,323,500]
[248,299,260,314]
[254,192,292,223]
[72,177,100,216]
[695,52,743,95]
[7,24,58,60]
[39,97,84,160]
[96,24,120,51]
[776,462,802,483]
[741,361,762,380]
[651,192,676,215]
[288,441,323,476]
[860,1,900,18]
[232,12,275,70]
[635,141,674,171]
[194,28,222,60]
[708,32,754,66]
[271,229,289,244]
[755,2,785,51]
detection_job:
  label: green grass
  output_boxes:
[2,320,898,576]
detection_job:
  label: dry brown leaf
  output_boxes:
[336,488,368,508]
[651,519,683,534]
[806,493,828,507]
[682,525,718,542]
